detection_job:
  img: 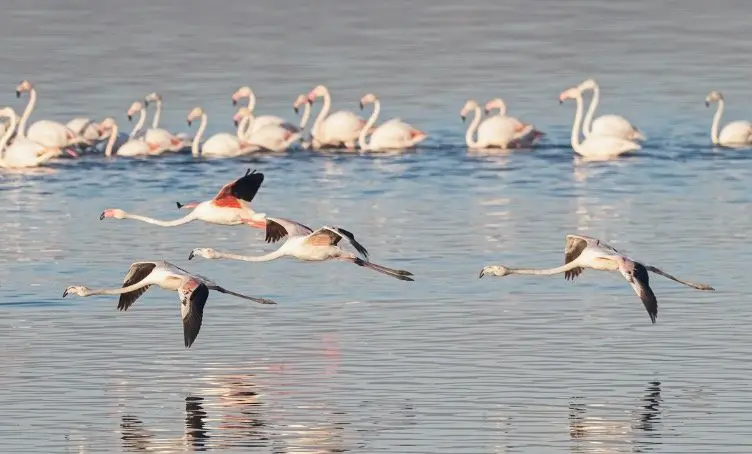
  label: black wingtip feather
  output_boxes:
[633,263,658,324]
[265,219,288,243]
[230,170,264,202]
[183,284,208,348]
[333,227,369,259]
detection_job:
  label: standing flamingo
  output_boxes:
[479,234,714,324]
[233,108,301,152]
[15,80,87,155]
[0,106,59,168]
[189,218,414,281]
[559,87,640,160]
[143,92,187,151]
[577,79,646,141]
[62,261,275,348]
[461,100,528,149]
[231,86,297,135]
[99,117,159,157]
[102,169,272,230]
[187,107,253,158]
[127,100,183,153]
[358,93,426,151]
[704,91,752,148]
[307,85,368,150]
[483,98,544,147]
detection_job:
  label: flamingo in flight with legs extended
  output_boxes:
[479,234,714,323]
[189,218,414,281]
[62,261,276,348]
[101,169,271,230]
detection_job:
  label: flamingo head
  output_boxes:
[62,286,91,297]
[460,100,479,122]
[127,101,143,121]
[100,208,126,220]
[558,87,579,104]
[233,107,252,126]
[232,86,252,106]
[292,94,307,113]
[187,107,204,126]
[705,90,723,107]
[577,78,597,91]
[16,80,32,98]
[479,265,511,278]
[143,92,162,107]
[359,93,377,110]
[98,117,116,136]
[307,85,328,103]
[188,248,218,261]
[483,98,506,115]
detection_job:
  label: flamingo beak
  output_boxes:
[187,120,192,126]
[188,250,195,260]
[461,115,466,123]
[15,90,21,98]
[99,211,106,220]
[62,289,69,297]
[359,102,364,111]
[233,119,239,127]
[127,114,133,121]
[232,98,238,106]
[705,100,710,107]
[293,106,299,114]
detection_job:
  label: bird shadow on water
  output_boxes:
[568,380,663,453]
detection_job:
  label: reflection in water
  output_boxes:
[184,395,209,450]
[120,415,152,452]
[569,381,662,453]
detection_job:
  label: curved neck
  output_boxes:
[18,88,36,138]
[358,100,380,151]
[494,99,507,116]
[151,100,162,129]
[247,91,257,112]
[507,261,580,276]
[237,116,253,140]
[298,102,311,131]
[124,211,197,227]
[464,105,483,147]
[0,110,18,159]
[711,99,723,144]
[582,84,599,138]
[84,281,151,297]
[311,90,331,138]
[213,248,285,262]
[105,123,119,157]
[130,108,146,138]
[569,92,585,153]
[191,114,207,157]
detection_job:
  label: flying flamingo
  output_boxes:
[559,86,641,160]
[99,117,159,157]
[187,107,254,158]
[231,86,298,135]
[189,218,414,281]
[15,80,87,156]
[483,98,545,147]
[102,169,271,230]
[62,261,276,348]
[0,106,59,168]
[479,234,714,324]
[143,92,188,151]
[704,91,752,148]
[461,100,531,149]
[307,85,368,150]
[577,78,646,141]
[358,93,426,151]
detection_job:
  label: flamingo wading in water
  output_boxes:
[307,85,368,150]
[704,91,752,148]
[189,218,414,281]
[577,78,645,142]
[63,261,275,348]
[479,234,715,324]
[358,93,427,151]
[483,98,544,147]
[102,169,271,230]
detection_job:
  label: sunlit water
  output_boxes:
[1,1,751,453]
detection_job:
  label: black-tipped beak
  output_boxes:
[705,101,710,107]
[144,100,149,107]
[479,270,485,278]
[188,251,195,260]
[359,102,364,110]
[99,212,105,220]
[559,99,563,105]
[176,201,183,209]
[127,115,132,121]
[15,90,21,98]
[232,99,238,106]
[62,289,69,297]
[461,115,466,123]
[294,106,299,114]
[187,120,192,126]
[483,108,489,114]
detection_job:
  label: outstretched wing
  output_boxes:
[323,226,369,259]
[620,262,658,324]
[181,282,209,348]
[213,169,264,204]
[206,284,276,305]
[265,217,312,243]
[118,262,158,311]
[564,235,589,281]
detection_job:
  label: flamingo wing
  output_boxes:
[118,262,158,311]
[321,226,369,259]
[563,235,591,281]
[265,217,313,243]
[180,281,209,348]
[212,169,264,205]
[620,262,658,324]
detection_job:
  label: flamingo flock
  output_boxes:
[1,77,750,168]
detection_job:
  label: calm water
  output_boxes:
[1,1,752,452]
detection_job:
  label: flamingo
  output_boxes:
[479,234,714,324]
[483,98,545,147]
[62,261,275,348]
[293,94,313,149]
[233,108,301,152]
[704,91,752,148]
[143,92,188,151]
[15,80,87,155]
[127,100,183,153]
[187,107,253,158]
[99,117,159,157]
[577,78,646,141]
[358,93,426,151]
[66,118,103,145]
[307,85,368,150]
[559,86,641,160]
[0,106,59,168]
[188,218,414,282]
[231,86,298,135]
[102,169,271,230]
[461,100,529,149]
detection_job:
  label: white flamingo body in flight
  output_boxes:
[479,234,715,324]
[62,261,275,348]
[358,93,426,151]
[102,169,272,231]
[559,86,641,160]
[189,217,414,281]
[704,91,752,148]
[577,78,645,142]
[307,85,369,150]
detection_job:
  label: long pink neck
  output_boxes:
[507,261,580,276]
[123,211,197,227]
